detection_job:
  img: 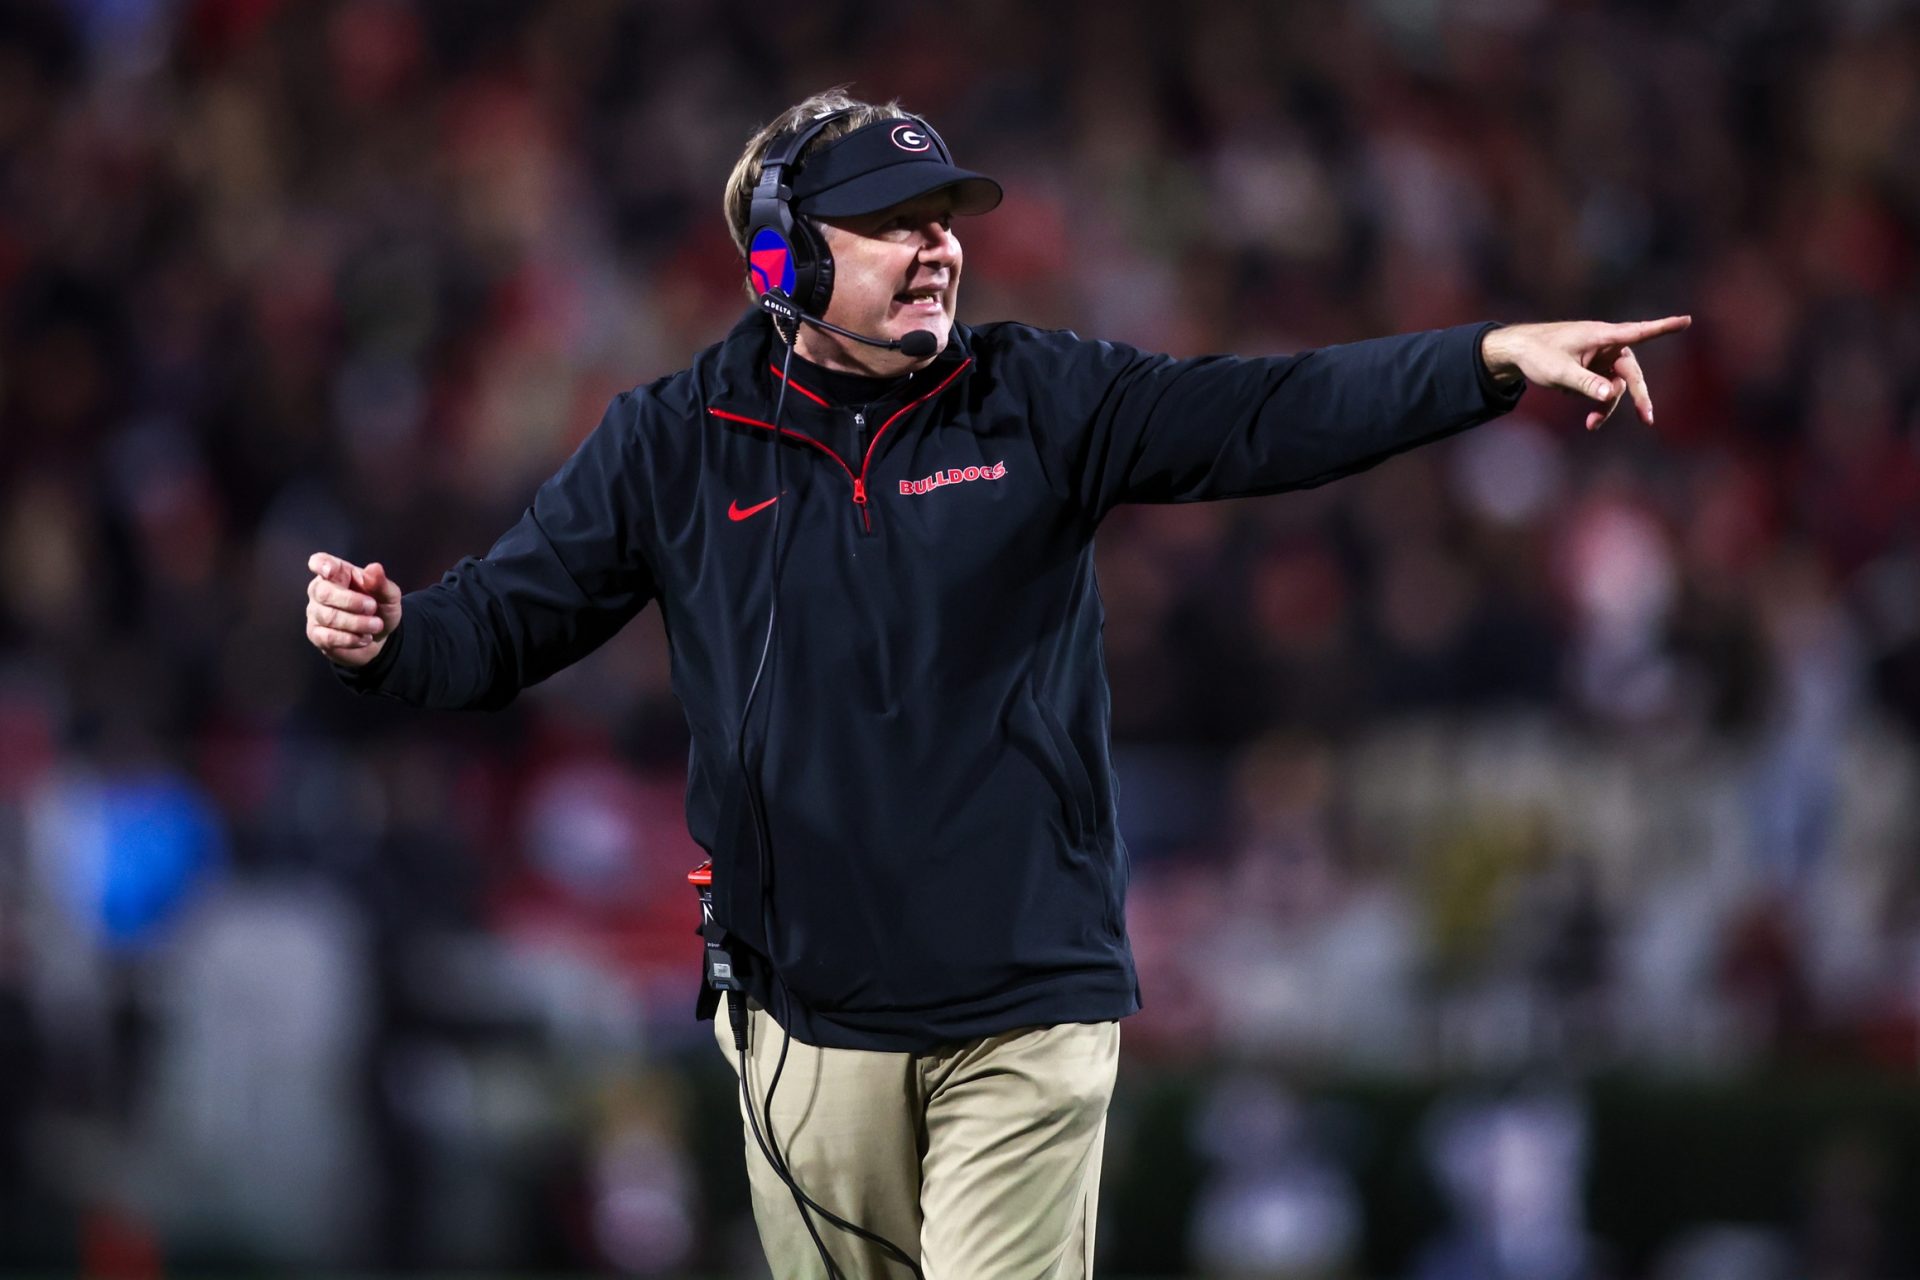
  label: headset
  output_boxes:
[744,107,957,323]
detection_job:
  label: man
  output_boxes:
[307,89,1689,1278]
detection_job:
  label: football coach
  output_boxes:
[308,88,1689,1278]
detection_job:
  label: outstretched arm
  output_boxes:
[1015,313,1695,520]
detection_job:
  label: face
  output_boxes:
[801,190,962,375]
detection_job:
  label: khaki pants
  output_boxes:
[714,995,1119,1279]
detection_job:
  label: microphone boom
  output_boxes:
[760,290,937,359]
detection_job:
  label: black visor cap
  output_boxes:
[789,118,1003,219]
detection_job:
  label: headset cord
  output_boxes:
[731,997,842,1278]
[732,328,841,1276]
[729,324,925,1280]
[731,992,926,1279]
[767,989,925,1278]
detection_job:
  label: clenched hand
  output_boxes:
[305,552,402,668]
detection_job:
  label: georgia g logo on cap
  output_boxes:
[890,123,932,153]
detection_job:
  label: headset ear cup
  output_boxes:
[745,176,790,298]
[814,250,834,317]
[741,108,853,313]
[792,217,833,315]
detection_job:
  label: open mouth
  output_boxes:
[893,287,946,314]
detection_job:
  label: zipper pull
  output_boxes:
[852,478,867,505]
[853,411,866,428]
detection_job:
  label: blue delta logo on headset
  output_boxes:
[748,227,796,297]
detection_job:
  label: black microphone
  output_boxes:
[761,290,938,359]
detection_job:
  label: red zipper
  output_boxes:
[707,355,973,535]
[709,406,874,531]
[852,358,974,531]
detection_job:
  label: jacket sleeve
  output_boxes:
[1019,321,1524,521]
[333,391,659,710]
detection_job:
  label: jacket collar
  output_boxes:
[710,305,975,411]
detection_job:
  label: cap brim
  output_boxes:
[795,167,1003,219]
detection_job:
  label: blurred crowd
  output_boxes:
[2,0,1919,1274]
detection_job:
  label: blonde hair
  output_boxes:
[723,87,913,263]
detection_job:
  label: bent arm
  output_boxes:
[338,393,659,710]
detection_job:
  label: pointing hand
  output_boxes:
[1480,315,1692,431]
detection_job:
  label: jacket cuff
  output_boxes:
[330,618,405,693]
[1472,321,1527,409]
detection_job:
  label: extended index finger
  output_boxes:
[1607,315,1692,345]
[307,552,357,587]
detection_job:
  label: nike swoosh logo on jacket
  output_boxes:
[727,495,779,521]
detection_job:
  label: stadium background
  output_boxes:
[3,0,1920,1275]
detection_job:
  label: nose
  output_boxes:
[915,218,959,265]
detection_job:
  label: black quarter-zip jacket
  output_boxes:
[340,307,1525,1051]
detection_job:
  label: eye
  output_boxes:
[872,209,953,237]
